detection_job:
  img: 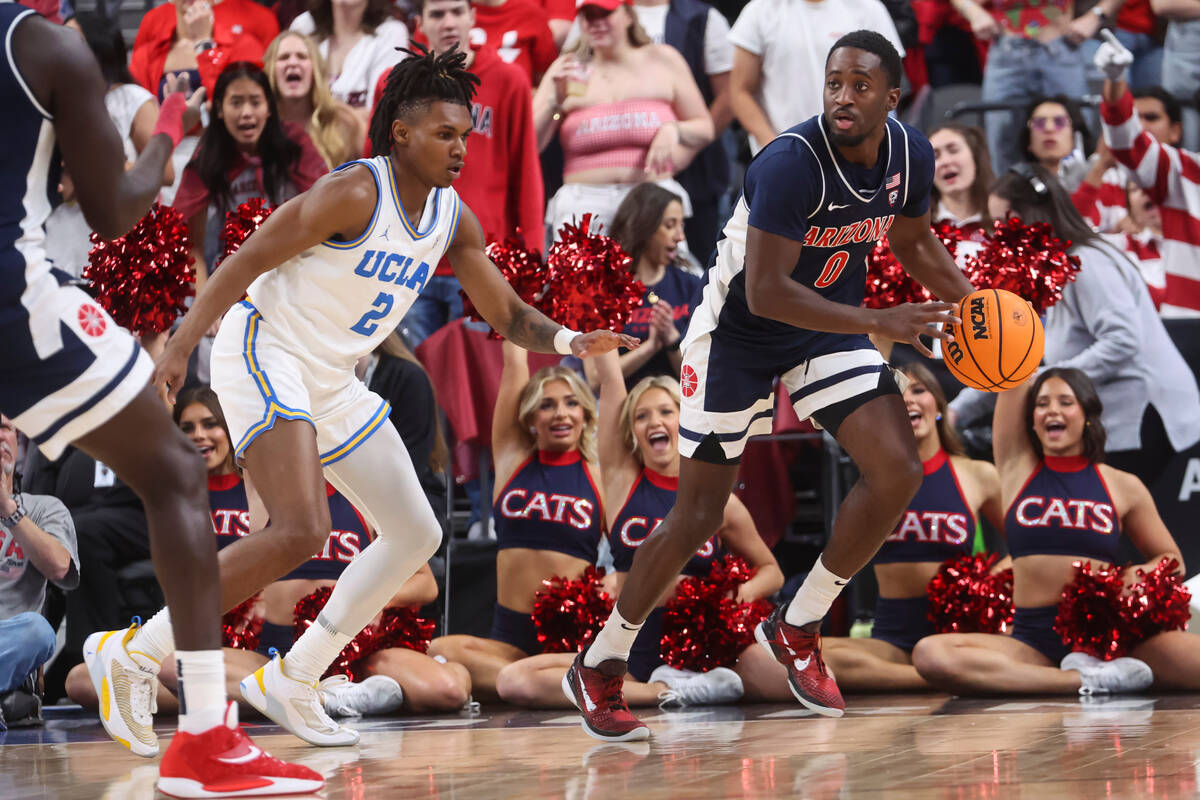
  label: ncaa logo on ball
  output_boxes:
[969,296,989,340]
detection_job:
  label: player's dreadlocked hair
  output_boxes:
[368,43,481,157]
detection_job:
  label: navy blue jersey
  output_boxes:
[208,475,370,580]
[691,114,934,366]
[1005,455,1121,564]
[609,468,720,577]
[621,265,703,386]
[875,450,974,564]
[494,449,604,563]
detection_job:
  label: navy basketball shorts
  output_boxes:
[677,329,898,465]
[2,279,152,460]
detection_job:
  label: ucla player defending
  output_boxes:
[0,4,321,796]
[126,44,637,748]
[564,30,978,739]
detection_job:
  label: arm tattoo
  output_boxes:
[505,305,562,353]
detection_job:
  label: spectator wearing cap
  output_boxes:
[560,0,735,261]
[728,0,903,155]
[289,0,408,119]
[534,0,714,248]
[375,0,544,345]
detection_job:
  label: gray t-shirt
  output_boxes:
[0,493,79,620]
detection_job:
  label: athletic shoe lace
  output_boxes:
[129,673,154,727]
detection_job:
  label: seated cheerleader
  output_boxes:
[66,387,470,715]
[913,368,1200,695]
[733,363,1004,697]
[494,349,784,709]
[427,343,607,701]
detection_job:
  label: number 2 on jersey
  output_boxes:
[813,250,850,288]
[350,292,394,336]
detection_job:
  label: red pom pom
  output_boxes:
[1054,561,1134,659]
[218,198,274,267]
[966,217,1081,315]
[863,237,934,309]
[221,593,263,652]
[1055,558,1191,659]
[293,587,377,681]
[532,566,614,653]
[374,607,438,654]
[660,555,773,672]
[931,220,967,258]
[461,236,544,339]
[84,203,195,336]
[926,554,1014,634]
[540,215,645,332]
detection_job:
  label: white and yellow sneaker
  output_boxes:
[83,624,160,757]
[239,654,360,746]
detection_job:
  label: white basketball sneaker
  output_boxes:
[1061,652,1154,695]
[83,624,160,757]
[648,665,744,708]
[319,674,405,717]
[240,654,360,746]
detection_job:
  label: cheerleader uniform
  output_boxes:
[871,450,975,652]
[609,468,720,681]
[492,449,605,655]
[1005,455,1121,663]
[209,475,371,656]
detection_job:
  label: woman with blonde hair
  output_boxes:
[495,349,783,714]
[265,31,365,169]
[428,342,607,701]
[534,0,714,247]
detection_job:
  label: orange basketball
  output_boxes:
[943,289,1044,392]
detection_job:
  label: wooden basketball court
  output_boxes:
[4,693,1199,798]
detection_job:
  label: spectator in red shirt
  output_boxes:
[173,62,328,285]
[469,0,558,83]
[1096,33,1200,317]
[378,0,545,345]
[129,0,279,100]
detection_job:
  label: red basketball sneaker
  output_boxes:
[156,703,324,798]
[755,604,845,717]
[561,652,650,742]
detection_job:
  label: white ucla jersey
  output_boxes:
[244,156,462,370]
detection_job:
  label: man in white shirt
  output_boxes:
[729,0,904,153]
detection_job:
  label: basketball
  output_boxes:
[943,289,1044,391]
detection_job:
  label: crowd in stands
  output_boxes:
[5,0,1200,726]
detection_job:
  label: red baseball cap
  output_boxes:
[576,0,627,10]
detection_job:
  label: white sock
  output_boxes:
[283,613,354,685]
[176,650,227,733]
[583,606,642,668]
[128,608,174,667]
[784,556,850,627]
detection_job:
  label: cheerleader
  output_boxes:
[914,368,1200,694]
[494,350,782,709]
[427,342,607,701]
[65,388,469,715]
[735,363,1004,696]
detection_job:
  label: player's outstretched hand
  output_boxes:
[152,337,191,406]
[873,301,960,359]
[570,330,641,358]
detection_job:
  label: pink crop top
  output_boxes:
[560,99,678,177]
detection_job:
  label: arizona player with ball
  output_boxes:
[561,30,1023,738]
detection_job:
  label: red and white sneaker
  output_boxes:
[156,703,324,798]
[755,604,844,717]
[561,651,650,742]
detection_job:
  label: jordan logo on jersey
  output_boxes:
[352,249,432,293]
[802,215,895,249]
[887,511,970,545]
